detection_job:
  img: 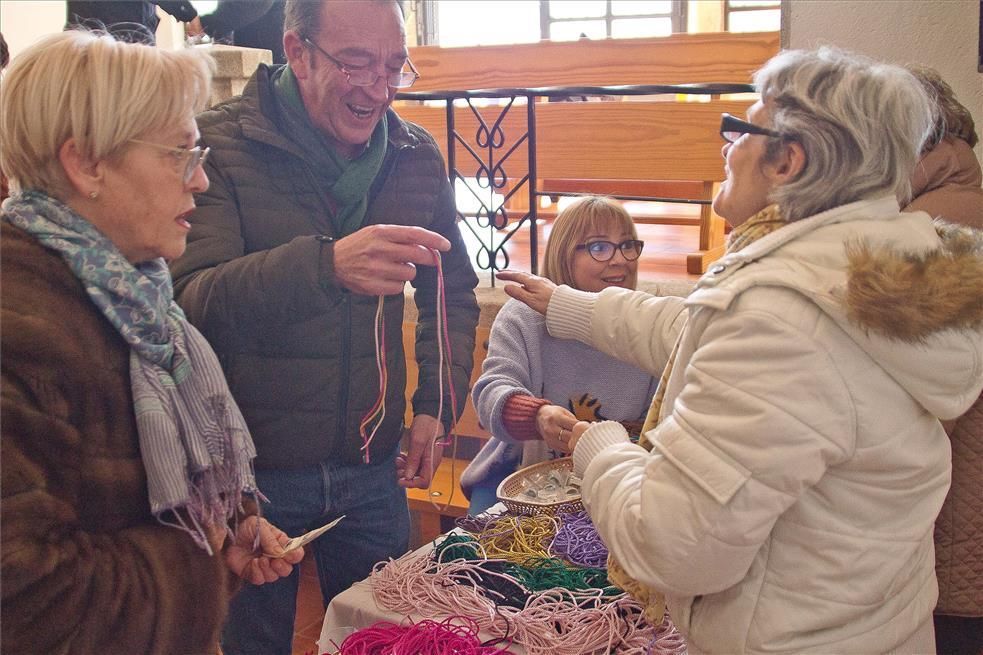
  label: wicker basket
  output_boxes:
[496,457,583,516]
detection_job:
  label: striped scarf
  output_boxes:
[607,204,787,624]
[3,191,258,554]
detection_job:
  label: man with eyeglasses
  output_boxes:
[169,2,479,653]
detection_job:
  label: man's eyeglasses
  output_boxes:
[303,38,420,89]
[720,113,784,144]
[129,139,209,184]
[576,239,645,262]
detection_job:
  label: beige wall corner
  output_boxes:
[787,0,983,165]
[1,1,65,59]
[207,44,273,104]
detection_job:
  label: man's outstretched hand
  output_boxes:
[333,225,450,296]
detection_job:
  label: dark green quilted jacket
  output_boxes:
[171,65,479,469]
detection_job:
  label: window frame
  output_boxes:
[723,0,781,32]
[540,1,686,41]
[415,0,687,45]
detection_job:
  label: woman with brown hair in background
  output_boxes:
[905,65,983,655]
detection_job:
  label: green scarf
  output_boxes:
[272,65,388,237]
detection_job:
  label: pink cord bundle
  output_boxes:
[334,617,511,655]
[371,553,517,627]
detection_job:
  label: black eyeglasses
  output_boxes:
[576,239,644,262]
[302,38,420,89]
[720,113,784,144]
[129,139,209,184]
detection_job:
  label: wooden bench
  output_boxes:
[396,31,779,273]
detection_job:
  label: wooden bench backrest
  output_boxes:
[396,100,752,182]
[408,31,780,91]
[397,32,778,183]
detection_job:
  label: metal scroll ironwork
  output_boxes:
[395,83,754,285]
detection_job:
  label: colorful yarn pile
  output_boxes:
[330,617,510,655]
[549,510,609,568]
[434,534,619,602]
[366,509,690,654]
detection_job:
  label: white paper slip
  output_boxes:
[272,515,345,558]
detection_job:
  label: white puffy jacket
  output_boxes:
[547,197,983,654]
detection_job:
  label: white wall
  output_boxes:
[787,0,982,163]
[1,1,66,58]
[0,1,185,56]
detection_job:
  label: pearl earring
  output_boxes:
[88,191,99,200]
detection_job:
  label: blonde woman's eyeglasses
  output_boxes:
[128,140,210,184]
[576,239,645,262]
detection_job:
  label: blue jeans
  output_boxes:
[467,482,500,515]
[220,447,410,655]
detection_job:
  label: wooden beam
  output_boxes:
[408,31,779,91]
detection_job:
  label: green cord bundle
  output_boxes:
[433,533,483,562]
[505,557,621,596]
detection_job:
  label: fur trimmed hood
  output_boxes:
[689,197,983,422]
[845,220,983,343]
[839,219,983,421]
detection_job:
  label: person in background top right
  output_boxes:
[903,65,983,655]
[904,66,982,229]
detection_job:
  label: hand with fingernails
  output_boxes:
[496,270,557,316]
[537,404,578,453]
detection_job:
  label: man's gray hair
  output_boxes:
[755,47,936,222]
[284,0,405,41]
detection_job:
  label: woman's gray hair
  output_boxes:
[284,0,405,40]
[755,47,936,222]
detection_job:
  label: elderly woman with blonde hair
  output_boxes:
[0,31,302,654]
[501,48,983,654]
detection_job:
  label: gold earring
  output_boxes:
[88,191,99,200]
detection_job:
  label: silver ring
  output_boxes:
[559,428,567,442]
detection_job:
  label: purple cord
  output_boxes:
[550,510,609,569]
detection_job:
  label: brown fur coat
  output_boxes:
[1,222,237,654]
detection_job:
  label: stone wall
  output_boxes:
[207,44,272,106]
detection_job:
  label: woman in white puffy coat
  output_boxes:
[500,48,983,655]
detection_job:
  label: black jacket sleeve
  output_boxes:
[199,0,275,39]
[156,1,198,22]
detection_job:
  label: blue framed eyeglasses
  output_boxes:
[720,113,784,144]
[303,38,420,89]
[576,239,644,262]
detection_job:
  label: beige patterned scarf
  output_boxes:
[606,204,786,624]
